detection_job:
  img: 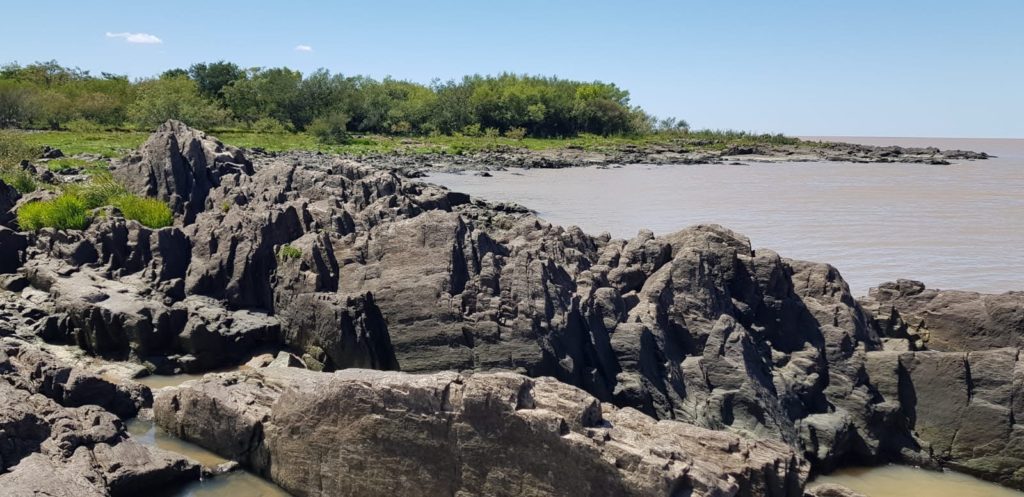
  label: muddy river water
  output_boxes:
[428,137,1024,296]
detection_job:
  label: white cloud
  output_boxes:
[105,32,163,44]
[294,44,313,52]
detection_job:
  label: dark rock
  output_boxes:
[112,119,253,224]
[40,146,63,159]
[861,280,1024,351]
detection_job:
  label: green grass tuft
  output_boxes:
[16,175,173,231]
[277,244,302,261]
[17,194,89,230]
[110,195,174,228]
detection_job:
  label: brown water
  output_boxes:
[126,418,291,497]
[427,137,1024,295]
[813,465,1024,497]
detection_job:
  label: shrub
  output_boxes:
[504,127,527,140]
[111,195,174,228]
[308,112,351,145]
[127,76,230,130]
[461,123,482,137]
[1,169,36,193]
[17,194,88,230]
[277,244,302,261]
[249,117,292,134]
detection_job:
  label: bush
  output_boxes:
[17,194,88,230]
[308,112,351,145]
[127,76,230,130]
[1,169,36,193]
[111,195,173,228]
[277,244,302,261]
[504,127,527,140]
[249,117,292,134]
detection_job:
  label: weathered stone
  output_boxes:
[155,368,809,497]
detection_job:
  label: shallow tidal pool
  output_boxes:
[812,465,1024,497]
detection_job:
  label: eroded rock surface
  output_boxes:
[2,122,1020,493]
[155,367,809,497]
[0,338,199,497]
[860,279,1024,352]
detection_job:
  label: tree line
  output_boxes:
[0,60,689,139]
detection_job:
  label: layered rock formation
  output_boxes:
[0,339,200,497]
[0,121,1019,495]
[154,367,808,497]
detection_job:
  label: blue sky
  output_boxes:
[2,0,1022,137]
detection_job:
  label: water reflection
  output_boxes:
[126,418,291,497]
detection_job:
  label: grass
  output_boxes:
[16,130,148,158]
[110,195,174,228]
[18,194,89,230]
[45,159,108,175]
[277,244,302,261]
[1,131,41,192]
[17,176,173,231]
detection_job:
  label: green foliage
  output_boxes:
[63,176,128,208]
[127,76,229,130]
[504,127,527,140]
[0,131,38,192]
[190,61,243,101]
[45,157,89,172]
[308,112,351,145]
[248,117,292,134]
[17,175,172,230]
[110,194,174,228]
[277,244,302,261]
[17,194,88,230]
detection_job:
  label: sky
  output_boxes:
[1,0,1022,138]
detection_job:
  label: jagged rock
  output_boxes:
[0,338,149,417]
[0,341,200,496]
[112,120,253,223]
[860,280,1023,351]
[8,123,1019,492]
[155,368,809,497]
[0,179,20,227]
[0,226,27,273]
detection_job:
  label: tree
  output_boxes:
[189,61,243,101]
[127,76,229,129]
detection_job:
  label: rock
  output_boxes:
[0,341,200,496]
[861,280,1024,351]
[0,338,150,417]
[40,146,63,159]
[0,227,27,273]
[0,179,20,227]
[805,483,867,497]
[112,119,253,224]
[864,348,1024,489]
[8,123,1014,492]
[155,368,809,497]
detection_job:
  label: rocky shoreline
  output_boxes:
[0,122,1019,497]
[334,140,992,175]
